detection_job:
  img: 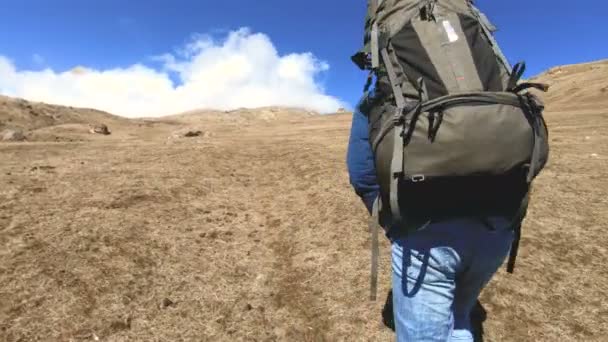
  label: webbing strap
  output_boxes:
[528,119,541,183]
[508,62,526,91]
[380,48,405,222]
[517,94,544,183]
[363,70,374,93]
[512,82,550,93]
[371,23,380,69]
[416,77,429,103]
[507,191,530,273]
[380,49,406,108]
[421,92,522,110]
[390,130,403,222]
[369,197,381,301]
[530,113,546,183]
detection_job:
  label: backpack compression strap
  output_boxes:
[369,0,384,69]
[381,48,407,223]
[367,47,408,301]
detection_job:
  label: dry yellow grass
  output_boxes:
[1,60,607,341]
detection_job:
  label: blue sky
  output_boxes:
[0,0,606,116]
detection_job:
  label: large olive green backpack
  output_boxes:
[353,0,550,300]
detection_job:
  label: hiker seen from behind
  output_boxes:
[347,0,549,341]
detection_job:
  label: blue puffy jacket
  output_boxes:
[346,94,379,214]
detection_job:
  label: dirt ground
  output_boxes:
[1,62,608,341]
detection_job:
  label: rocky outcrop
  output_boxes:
[1,129,26,142]
[89,124,111,135]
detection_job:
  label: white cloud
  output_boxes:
[0,28,345,117]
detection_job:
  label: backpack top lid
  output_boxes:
[355,0,484,70]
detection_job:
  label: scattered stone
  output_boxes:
[30,165,56,172]
[160,298,175,309]
[109,315,132,331]
[590,153,599,158]
[169,130,212,140]
[184,130,203,137]
[268,219,281,228]
[121,295,132,305]
[244,303,253,311]
[1,129,26,142]
[89,124,111,135]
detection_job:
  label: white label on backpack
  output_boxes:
[442,20,459,43]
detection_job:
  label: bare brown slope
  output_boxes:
[0,95,129,132]
[1,100,606,341]
[0,61,606,341]
[533,59,608,112]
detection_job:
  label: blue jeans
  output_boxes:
[391,217,514,341]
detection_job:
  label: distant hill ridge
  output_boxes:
[1,59,606,133]
[532,59,608,112]
[0,95,126,132]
